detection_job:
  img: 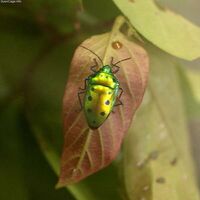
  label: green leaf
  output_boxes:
[0,21,76,200]
[177,66,200,117]
[177,67,200,118]
[113,0,200,60]
[24,0,79,34]
[0,100,29,200]
[0,99,73,200]
[0,30,45,89]
[182,68,200,104]
[82,0,120,21]
[121,44,200,200]
[177,66,200,187]
[0,70,10,100]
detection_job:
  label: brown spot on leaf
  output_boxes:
[170,157,178,166]
[156,177,166,184]
[136,158,148,169]
[149,150,159,160]
[112,41,123,49]
[153,0,167,11]
[143,185,150,192]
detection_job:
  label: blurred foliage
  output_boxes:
[0,0,200,199]
[0,99,75,200]
[177,66,200,188]
[113,0,200,60]
[122,44,200,200]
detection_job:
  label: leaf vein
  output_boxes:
[76,129,92,171]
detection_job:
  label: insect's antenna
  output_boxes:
[80,45,103,66]
[113,57,131,65]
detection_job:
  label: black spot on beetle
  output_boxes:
[100,112,105,116]
[87,108,92,113]
[88,96,92,101]
[108,91,112,95]
[106,76,108,78]
[112,78,116,82]
[105,100,110,105]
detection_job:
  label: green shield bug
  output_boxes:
[78,46,130,129]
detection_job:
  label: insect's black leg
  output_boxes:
[77,91,86,110]
[111,56,114,64]
[114,88,124,107]
[79,78,88,90]
[112,66,120,74]
[114,99,123,107]
[118,87,123,99]
[110,57,120,74]
[90,58,99,72]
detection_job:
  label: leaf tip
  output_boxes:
[55,179,66,189]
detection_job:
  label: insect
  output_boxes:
[78,46,131,129]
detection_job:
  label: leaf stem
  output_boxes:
[102,15,127,64]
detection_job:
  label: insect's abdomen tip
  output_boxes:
[88,126,100,130]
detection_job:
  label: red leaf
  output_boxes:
[58,19,149,187]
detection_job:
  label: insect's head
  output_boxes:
[79,46,131,74]
[100,65,112,74]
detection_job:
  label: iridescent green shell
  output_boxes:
[83,65,119,129]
